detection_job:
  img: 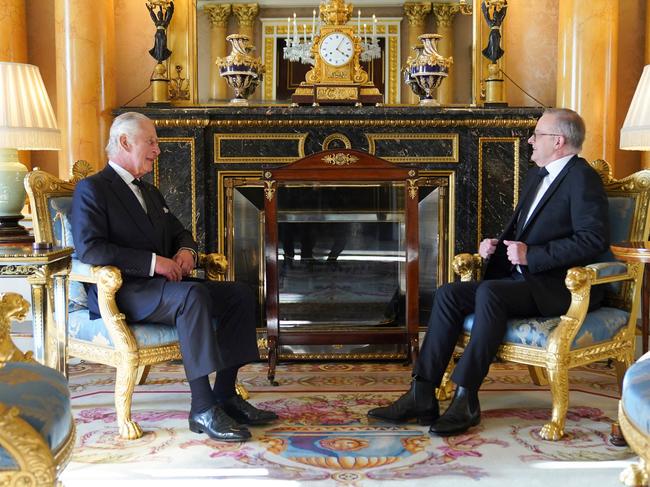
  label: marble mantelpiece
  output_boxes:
[124,105,542,256]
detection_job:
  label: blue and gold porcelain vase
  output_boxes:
[404,34,453,106]
[216,34,265,105]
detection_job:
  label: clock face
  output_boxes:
[318,32,354,67]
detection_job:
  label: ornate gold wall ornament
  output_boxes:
[264,180,276,201]
[232,3,259,27]
[322,133,352,150]
[322,153,359,165]
[407,178,419,199]
[204,3,231,27]
[404,2,433,27]
[0,265,39,276]
[169,65,191,100]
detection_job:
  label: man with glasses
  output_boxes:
[368,108,609,436]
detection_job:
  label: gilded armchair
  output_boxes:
[25,161,232,440]
[0,292,74,486]
[445,160,650,441]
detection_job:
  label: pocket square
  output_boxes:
[163,207,170,213]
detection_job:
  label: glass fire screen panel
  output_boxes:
[276,182,406,330]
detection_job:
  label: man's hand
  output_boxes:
[155,255,183,281]
[173,249,195,277]
[478,238,499,259]
[503,240,528,265]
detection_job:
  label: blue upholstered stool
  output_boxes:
[619,351,650,486]
[0,293,75,486]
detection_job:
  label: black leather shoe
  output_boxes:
[221,394,279,425]
[367,379,439,425]
[429,385,480,436]
[189,405,252,442]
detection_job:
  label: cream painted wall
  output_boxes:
[504,0,558,108]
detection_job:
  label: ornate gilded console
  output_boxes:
[124,105,542,359]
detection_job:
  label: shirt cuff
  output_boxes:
[149,253,156,277]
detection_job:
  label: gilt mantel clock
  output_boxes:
[291,0,383,106]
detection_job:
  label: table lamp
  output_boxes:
[0,62,60,243]
[620,64,650,151]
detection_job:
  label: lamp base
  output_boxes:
[0,216,33,245]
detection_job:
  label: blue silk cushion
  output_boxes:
[49,196,87,312]
[462,306,630,349]
[68,309,179,348]
[621,352,650,436]
[0,361,73,466]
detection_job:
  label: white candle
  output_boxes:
[372,14,377,43]
[363,23,367,44]
[287,17,290,42]
[357,10,361,36]
[293,13,297,41]
[303,24,307,43]
[312,10,316,41]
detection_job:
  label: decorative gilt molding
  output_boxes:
[432,4,460,28]
[208,118,537,128]
[322,153,359,166]
[388,37,399,104]
[153,118,210,128]
[264,36,274,99]
[264,180,276,201]
[232,3,259,28]
[404,2,432,27]
[322,133,352,150]
[204,3,231,27]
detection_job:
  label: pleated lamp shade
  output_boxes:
[0,62,60,150]
[620,64,650,150]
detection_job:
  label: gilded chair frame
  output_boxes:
[445,160,650,441]
[0,292,75,486]
[25,161,230,440]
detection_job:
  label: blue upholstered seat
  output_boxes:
[621,352,650,437]
[0,362,72,468]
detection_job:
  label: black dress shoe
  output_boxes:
[429,385,480,436]
[189,405,252,442]
[221,394,279,425]
[367,379,439,425]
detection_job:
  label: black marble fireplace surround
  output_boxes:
[122,105,543,357]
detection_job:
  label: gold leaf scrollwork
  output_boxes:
[322,153,359,166]
[264,180,276,201]
[407,178,419,199]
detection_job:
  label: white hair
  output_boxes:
[105,112,152,159]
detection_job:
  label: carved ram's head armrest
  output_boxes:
[452,253,483,282]
[198,253,228,281]
[0,293,33,365]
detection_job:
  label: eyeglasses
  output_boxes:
[531,132,563,141]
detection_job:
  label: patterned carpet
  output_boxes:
[61,360,639,486]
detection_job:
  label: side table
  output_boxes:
[0,245,72,375]
[610,241,650,354]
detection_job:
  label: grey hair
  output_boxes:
[543,108,586,152]
[105,112,151,159]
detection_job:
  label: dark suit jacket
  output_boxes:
[484,155,609,316]
[71,164,197,321]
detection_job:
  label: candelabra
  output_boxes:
[283,10,381,65]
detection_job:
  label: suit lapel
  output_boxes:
[100,166,163,254]
[519,156,577,236]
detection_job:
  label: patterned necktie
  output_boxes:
[131,178,155,220]
[515,167,549,236]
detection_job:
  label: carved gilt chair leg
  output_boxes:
[528,365,549,386]
[435,359,455,401]
[115,363,144,440]
[540,364,569,441]
[135,365,151,386]
[613,355,633,392]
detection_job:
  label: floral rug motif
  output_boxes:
[61,361,639,486]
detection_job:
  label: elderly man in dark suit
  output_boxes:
[72,112,277,442]
[368,108,609,436]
